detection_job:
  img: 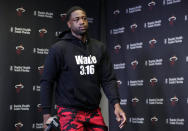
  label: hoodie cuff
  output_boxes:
[111,98,120,107]
[42,107,51,115]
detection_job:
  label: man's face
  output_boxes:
[67,10,88,36]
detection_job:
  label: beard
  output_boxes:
[71,27,88,36]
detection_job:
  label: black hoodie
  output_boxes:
[40,31,120,114]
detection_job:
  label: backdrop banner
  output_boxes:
[106,0,188,131]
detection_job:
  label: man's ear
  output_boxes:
[67,21,71,28]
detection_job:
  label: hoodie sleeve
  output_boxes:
[99,45,120,107]
[40,47,61,115]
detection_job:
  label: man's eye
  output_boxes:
[83,17,87,20]
[74,18,79,21]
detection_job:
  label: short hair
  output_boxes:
[66,6,86,21]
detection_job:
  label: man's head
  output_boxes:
[66,6,88,37]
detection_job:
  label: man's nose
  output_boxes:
[79,18,84,24]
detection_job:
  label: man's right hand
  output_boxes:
[43,114,51,130]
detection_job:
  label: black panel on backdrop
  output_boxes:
[0,0,101,130]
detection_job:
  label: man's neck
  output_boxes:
[72,32,86,43]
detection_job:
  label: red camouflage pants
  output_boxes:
[57,106,108,131]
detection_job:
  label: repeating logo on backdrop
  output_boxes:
[165,77,184,85]
[60,13,67,21]
[131,60,138,69]
[117,80,122,88]
[129,117,144,124]
[113,9,120,15]
[120,99,127,105]
[34,10,53,18]
[10,104,30,111]
[10,27,31,35]
[131,97,139,106]
[144,20,162,28]
[33,48,49,55]
[164,36,183,45]
[126,5,142,14]
[15,83,24,93]
[150,77,158,87]
[148,1,156,10]
[110,27,125,35]
[128,80,144,87]
[169,56,178,65]
[146,98,164,105]
[37,104,42,112]
[10,65,31,72]
[127,42,143,50]
[150,116,158,125]
[163,0,182,5]
[170,96,179,105]
[32,123,43,129]
[114,63,126,70]
[16,44,24,55]
[39,28,47,37]
[149,38,157,48]
[130,23,137,32]
[55,31,62,37]
[16,7,25,16]
[114,44,121,53]
[15,122,23,131]
[33,85,41,92]
[166,118,184,125]
[38,65,44,75]
[168,15,176,26]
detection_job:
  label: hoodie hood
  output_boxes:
[58,30,72,39]
[58,30,89,42]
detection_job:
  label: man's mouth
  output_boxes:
[79,27,86,30]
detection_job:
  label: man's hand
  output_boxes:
[114,103,126,129]
[43,114,51,130]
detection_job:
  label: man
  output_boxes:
[40,6,126,131]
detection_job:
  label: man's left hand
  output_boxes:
[114,103,126,129]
